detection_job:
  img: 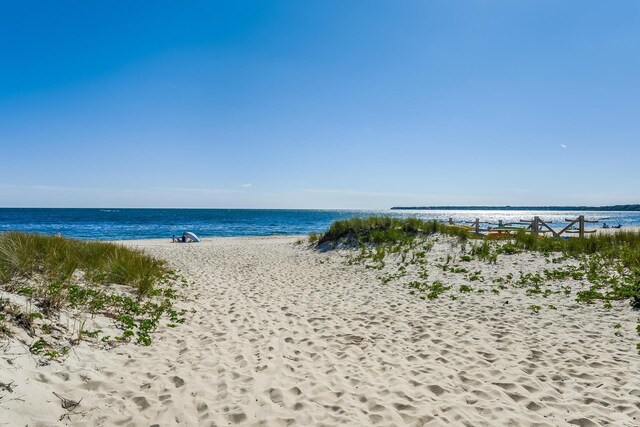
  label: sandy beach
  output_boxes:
[5,0,640,423]
[2,235,640,426]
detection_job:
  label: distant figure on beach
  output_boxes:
[172,232,200,243]
[602,223,609,229]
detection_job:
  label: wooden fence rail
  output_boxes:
[445,215,598,238]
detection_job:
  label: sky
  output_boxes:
[1,0,639,209]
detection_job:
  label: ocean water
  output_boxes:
[0,208,639,241]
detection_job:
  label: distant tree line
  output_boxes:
[390,205,640,211]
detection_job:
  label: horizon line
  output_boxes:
[0,204,639,211]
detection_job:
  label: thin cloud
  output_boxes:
[152,187,240,195]
[0,184,239,195]
[560,144,567,149]
[303,188,454,199]
[241,184,253,188]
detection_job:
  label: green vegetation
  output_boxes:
[0,232,186,353]
[0,231,169,295]
[318,217,469,246]
[315,216,640,351]
[496,243,520,255]
[30,337,47,354]
[317,218,640,309]
[467,271,484,282]
[510,230,640,273]
[470,241,495,263]
[528,305,541,314]
[409,280,451,300]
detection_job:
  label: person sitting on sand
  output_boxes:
[172,234,187,243]
[602,223,609,229]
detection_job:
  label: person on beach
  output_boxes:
[173,233,193,243]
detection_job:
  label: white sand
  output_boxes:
[595,225,640,235]
[2,235,640,426]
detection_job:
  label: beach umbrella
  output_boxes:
[183,231,200,242]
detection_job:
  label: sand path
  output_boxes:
[2,236,639,426]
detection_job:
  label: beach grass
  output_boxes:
[511,229,640,272]
[316,217,640,351]
[318,217,640,272]
[0,231,168,296]
[317,217,640,311]
[0,232,184,349]
[317,216,469,245]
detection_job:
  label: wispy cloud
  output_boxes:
[151,187,239,194]
[302,188,457,199]
[241,183,252,188]
[0,184,240,195]
[560,144,567,149]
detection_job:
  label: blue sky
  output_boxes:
[1,1,638,208]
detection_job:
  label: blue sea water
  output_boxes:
[0,208,639,241]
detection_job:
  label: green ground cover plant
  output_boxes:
[0,232,186,355]
[315,217,640,351]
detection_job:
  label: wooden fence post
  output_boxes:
[474,218,480,235]
[579,215,585,239]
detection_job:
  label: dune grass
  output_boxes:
[317,216,640,350]
[317,216,469,246]
[0,232,183,349]
[317,217,640,272]
[511,229,640,273]
[316,217,640,307]
[0,231,168,296]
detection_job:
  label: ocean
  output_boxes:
[1,208,639,241]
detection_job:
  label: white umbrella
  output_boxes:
[183,231,200,242]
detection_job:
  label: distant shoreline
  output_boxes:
[391,205,640,212]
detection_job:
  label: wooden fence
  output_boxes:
[445,215,598,238]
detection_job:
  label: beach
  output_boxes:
[5,0,640,424]
[2,235,640,426]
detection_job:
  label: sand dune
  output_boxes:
[1,235,639,426]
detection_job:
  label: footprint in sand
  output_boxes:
[171,376,185,388]
[132,396,150,410]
